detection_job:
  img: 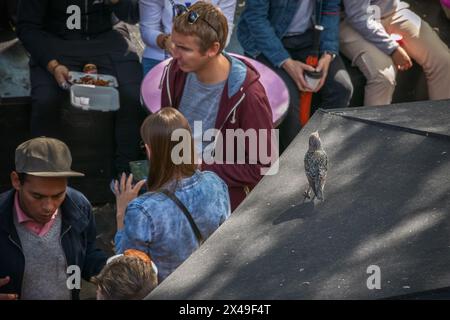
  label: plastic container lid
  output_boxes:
[70,84,120,112]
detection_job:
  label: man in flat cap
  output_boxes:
[0,137,107,300]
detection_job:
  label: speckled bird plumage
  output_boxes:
[304,131,328,201]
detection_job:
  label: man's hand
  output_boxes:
[53,65,70,89]
[282,58,316,92]
[47,60,70,89]
[114,173,146,230]
[391,46,412,71]
[157,33,173,55]
[313,53,333,92]
[164,35,174,56]
[0,277,18,300]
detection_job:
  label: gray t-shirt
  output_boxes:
[286,0,314,35]
[179,73,226,158]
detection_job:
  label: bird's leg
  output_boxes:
[303,186,311,199]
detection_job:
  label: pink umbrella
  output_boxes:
[141,53,290,127]
[441,0,450,19]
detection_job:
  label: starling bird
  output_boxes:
[304,131,328,201]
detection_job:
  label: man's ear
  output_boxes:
[206,41,221,58]
[10,171,21,191]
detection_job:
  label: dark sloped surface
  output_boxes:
[148,100,450,300]
[326,99,450,138]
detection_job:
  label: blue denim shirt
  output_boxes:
[237,0,342,67]
[115,170,231,282]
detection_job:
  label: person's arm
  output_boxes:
[343,0,411,70]
[0,277,18,300]
[343,0,398,55]
[16,0,57,69]
[241,1,318,92]
[318,0,341,56]
[139,0,168,53]
[114,174,147,253]
[107,0,140,24]
[114,173,146,231]
[114,201,154,254]
[240,0,290,68]
[17,0,71,87]
[218,0,238,46]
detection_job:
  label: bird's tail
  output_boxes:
[316,187,324,201]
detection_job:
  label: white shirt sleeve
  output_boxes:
[217,0,238,45]
[139,0,165,51]
[139,0,238,58]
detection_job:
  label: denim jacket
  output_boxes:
[237,0,341,67]
[115,170,231,282]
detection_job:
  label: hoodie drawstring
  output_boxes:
[230,109,237,124]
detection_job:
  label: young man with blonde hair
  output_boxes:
[161,1,274,211]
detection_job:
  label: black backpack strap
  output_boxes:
[161,189,204,244]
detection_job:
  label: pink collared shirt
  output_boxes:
[15,192,59,237]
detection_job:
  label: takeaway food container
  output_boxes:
[69,71,120,112]
[70,84,120,111]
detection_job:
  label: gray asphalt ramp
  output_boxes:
[148,99,450,299]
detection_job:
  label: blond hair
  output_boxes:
[173,1,228,53]
[93,255,157,300]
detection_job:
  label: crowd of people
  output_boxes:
[1,0,450,300]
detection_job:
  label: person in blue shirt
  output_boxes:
[113,107,231,282]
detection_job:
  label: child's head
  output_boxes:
[93,250,158,300]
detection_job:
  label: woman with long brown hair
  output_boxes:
[113,107,230,282]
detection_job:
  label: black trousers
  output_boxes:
[255,29,354,152]
[29,26,146,175]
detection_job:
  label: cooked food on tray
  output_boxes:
[73,75,112,86]
[83,63,98,74]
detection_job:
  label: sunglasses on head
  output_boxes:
[172,3,219,37]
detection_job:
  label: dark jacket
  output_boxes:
[237,0,341,67]
[161,54,274,211]
[0,188,107,300]
[16,0,139,68]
